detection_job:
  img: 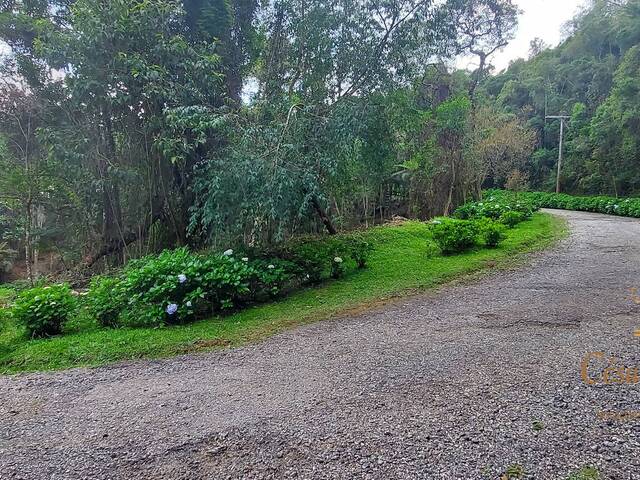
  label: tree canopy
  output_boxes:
[2,0,638,281]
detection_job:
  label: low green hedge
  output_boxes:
[485,189,640,218]
[3,231,375,336]
[430,217,508,254]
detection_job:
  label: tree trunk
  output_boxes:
[310,196,337,235]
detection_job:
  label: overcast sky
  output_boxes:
[459,0,589,72]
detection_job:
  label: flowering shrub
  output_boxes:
[477,218,506,248]
[454,197,535,221]
[82,248,307,327]
[116,248,259,326]
[259,232,374,283]
[486,189,640,218]
[16,232,375,334]
[331,256,345,279]
[11,284,77,338]
[430,218,480,254]
[86,276,126,328]
[248,258,297,298]
[499,210,525,228]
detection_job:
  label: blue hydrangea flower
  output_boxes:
[166,303,178,315]
[178,274,187,283]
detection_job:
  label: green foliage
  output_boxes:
[11,284,77,338]
[82,235,373,329]
[484,0,640,196]
[487,189,640,218]
[503,464,525,479]
[346,234,374,269]
[114,248,257,326]
[499,211,525,228]
[86,277,126,328]
[430,218,479,254]
[454,198,535,221]
[261,232,374,283]
[478,218,506,247]
[0,215,563,373]
[566,466,600,480]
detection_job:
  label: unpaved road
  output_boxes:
[2,210,640,480]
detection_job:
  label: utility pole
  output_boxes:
[546,115,570,193]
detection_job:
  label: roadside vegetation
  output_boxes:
[488,189,640,218]
[0,201,564,373]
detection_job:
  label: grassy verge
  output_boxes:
[0,213,566,374]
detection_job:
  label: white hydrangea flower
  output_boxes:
[178,274,187,283]
[223,249,233,256]
[241,257,249,262]
[267,264,275,269]
[334,257,343,263]
[166,303,178,315]
[186,301,192,307]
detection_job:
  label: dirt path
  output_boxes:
[2,210,640,479]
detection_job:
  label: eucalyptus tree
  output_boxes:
[191,0,521,243]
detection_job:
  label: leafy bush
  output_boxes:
[11,284,77,338]
[499,210,525,228]
[454,196,535,221]
[116,248,259,326]
[331,256,345,279]
[260,232,374,282]
[247,258,297,298]
[345,234,374,268]
[18,232,375,333]
[478,219,506,247]
[484,189,640,219]
[86,276,126,328]
[430,218,479,254]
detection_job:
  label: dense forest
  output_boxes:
[0,0,638,282]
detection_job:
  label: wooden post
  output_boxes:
[545,115,570,194]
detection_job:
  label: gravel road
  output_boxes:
[2,210,640,480]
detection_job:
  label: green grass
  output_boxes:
[0,213,566,374]
[566,466,600,480]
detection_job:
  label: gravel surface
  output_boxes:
[2,209,640,480]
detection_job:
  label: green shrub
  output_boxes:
[345,234,374,268]
[430,218,479,254]
[11,284,77,338]
[331,255,346,278]
[484,189,640,219]
[247,258,297,298]
[454,196,535,221]
[86,276,126,328]
[499,210,525,228]
[478,219,506,247]
[78,233,375,330]
[84,248,303,328]
[261,232,374,282]
[118,248,258,326]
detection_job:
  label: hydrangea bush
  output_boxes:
[454,200,535,220]
[11,284,77,338]
[9,231,376,334]
[430,218,480,254]
[486,189,640,218]
[79,232,375,329]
